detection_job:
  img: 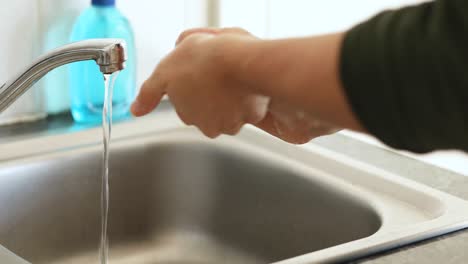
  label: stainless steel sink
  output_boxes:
[0,110,468,264]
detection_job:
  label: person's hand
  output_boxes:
[131,27,340,143]
[131,28,270,138]
[257,100,339,144]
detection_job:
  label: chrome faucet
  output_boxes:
[0,39,127,113]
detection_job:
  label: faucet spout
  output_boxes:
[0,39,127,113]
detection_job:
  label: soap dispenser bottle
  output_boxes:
[69,0,136,123]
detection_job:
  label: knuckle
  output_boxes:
[200,127,221,139]
[224,124,242,136]
[245,111,265,124]
[245,109,261,124]
[179,29,190,39]
[223,27,251,35]
[177,30,197,44]
[282,135,311,145]
[244,96,269,124]
[205,131,221,139]
[292,137,312,145]
[183,33,208,46]
[176,110,193,126]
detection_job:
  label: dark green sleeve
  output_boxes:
[340,0,468,153]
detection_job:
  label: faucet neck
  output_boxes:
[0,39,126,113]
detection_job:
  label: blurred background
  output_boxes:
[0,0,426,97]
[0,0,466,175]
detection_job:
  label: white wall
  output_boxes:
[218,0,270,37]
[267,0,425,37]
[0,0,44,123]
[219,0,425,37]
[119,0,208,86]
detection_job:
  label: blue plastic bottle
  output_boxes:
[69,0,136,123]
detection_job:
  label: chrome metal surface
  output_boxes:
[1,112,468,263]
[0,135,380,264]
[0,39,126,113]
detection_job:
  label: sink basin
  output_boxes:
[0,110,468,263]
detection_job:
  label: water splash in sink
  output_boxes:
[100,72,119,264]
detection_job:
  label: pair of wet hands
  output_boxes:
[130,28,338,145]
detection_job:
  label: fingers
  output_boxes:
[176,27,252,46]
[200,128,222,139]
[131,72,167,117]
[176,28,221,45]
[254,112,282,138]
[218,27,252,35]
[255,112,313,145]
[243,95,270,124]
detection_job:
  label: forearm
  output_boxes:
[228,33,364,132]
